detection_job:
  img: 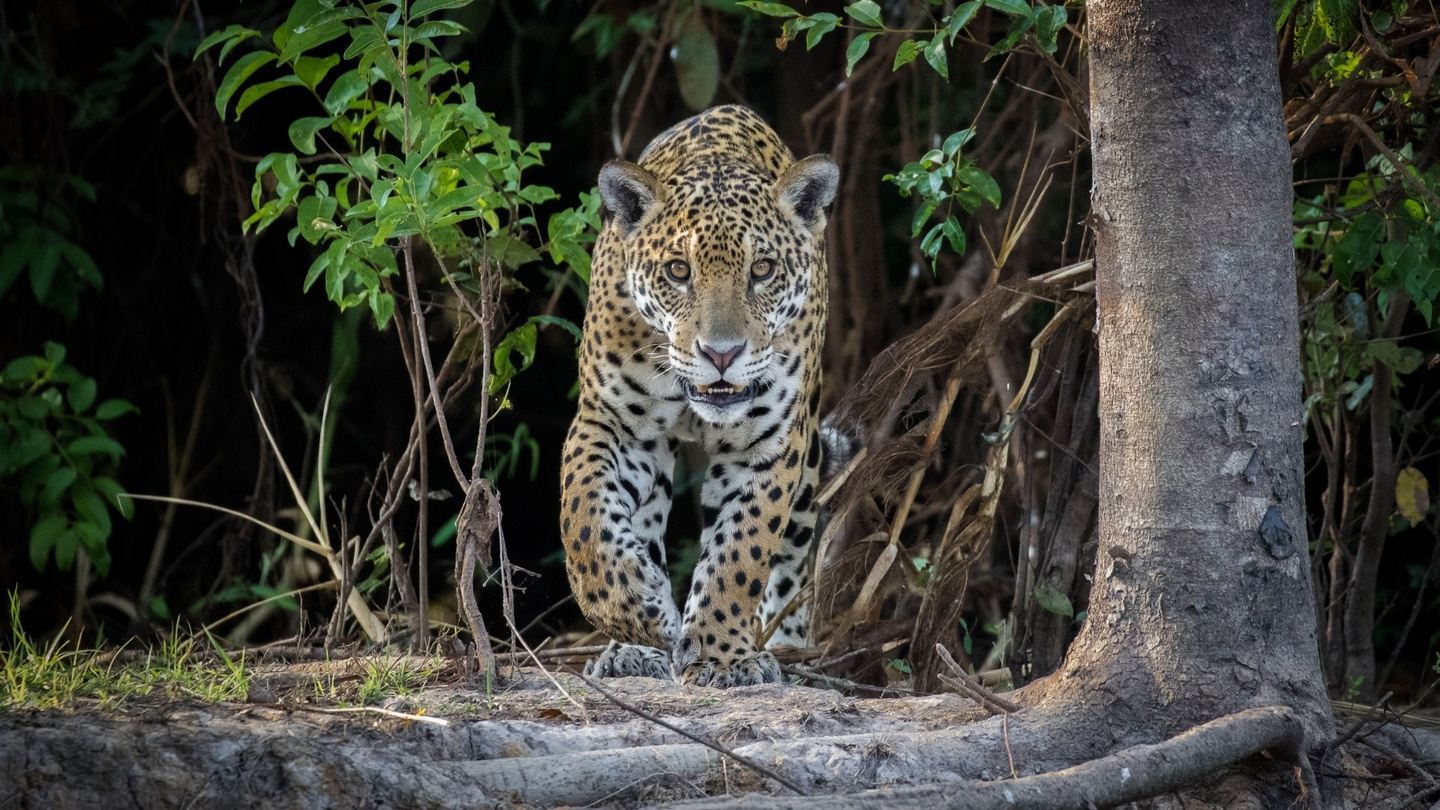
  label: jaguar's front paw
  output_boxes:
[676,649,782,688]
[584,640,674,680]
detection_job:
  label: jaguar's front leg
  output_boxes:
[674,420,809,687]
[582,434,681,680]
[563,401,680,678]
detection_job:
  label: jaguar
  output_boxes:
[561,104,837,687]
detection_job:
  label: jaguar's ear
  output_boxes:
[599,161,662,235]
[775,154,839,234]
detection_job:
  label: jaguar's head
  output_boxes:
[599,153,838,424]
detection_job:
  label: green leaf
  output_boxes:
[277,16,348,63]
[0,236,26,297]
[215,51,277,118]
[411,0,473,17]
[59,241,101,288]
[295,195,338,244]
[95,398,138,421]
[293,54,340,90]
[29,515,66,571]
[73,485,113,536]
[738,1,800,17]
[413,19,468,39]
[1033,4,1067,54]
[234,75,306,118]
[15,395,50,420]
[288,115,334,155]
[942,217,966,255]
[942,128,975,156]
[518,184,559,205]
[74,521,110,574]
[924,34,949,79]
[1314,0,1358,44]
[53,527,78,571]
[958,163,1001,208]
[1331,213,1383,285]
[887,658,912,674]
[984,0,1031,16]
[1345,373,1373,410]
[988,10,1036,58]
[804,13,839,50]
[893,40,922,70]
[194,24,259,61]
[323,69,371,116]
[490,321,538,393]
[3,354,45,384]
[7,428,50,472]
[673,12,720,111]
[28,244,60,304]
[370,290,396,329]
[92,476,133,520]
[304,251,331,292]
[67,435,126,462]
[910,199,938,237]
[529,314,584,344]
[844,32,878,76]
[1274,0,1302,31]
[67,377,97,413]
[1033,583,1074,618]
[920,221,946,257]
[844,0,884,28]
[487,233,543,269]
[218,34,257,66]
[42,467,77,506]
[945,1,982,44]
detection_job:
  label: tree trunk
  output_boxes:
[1052,0,1332,744]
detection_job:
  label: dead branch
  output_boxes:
[576,674,810,796]
[933,644,1019,716]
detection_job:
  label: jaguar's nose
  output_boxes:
[697,341,745,375]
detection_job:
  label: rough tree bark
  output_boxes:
[1041,0,1334,757]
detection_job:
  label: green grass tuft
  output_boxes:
[1,590,250,709]
[357,656,441,705]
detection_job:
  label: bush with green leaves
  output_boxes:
[1290,0,1440,422]
[1,343,134,577]
[197,0,599,332]
[0,169,103,321]
[739,0,1067,267]
[743,0,1065,76]
[1295,157,1440,417]
[195,0,603,651]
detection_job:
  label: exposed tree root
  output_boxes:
[671,706,1313,809]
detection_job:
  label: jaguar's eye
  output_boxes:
[664,260,691,283]
[750,258,777,282]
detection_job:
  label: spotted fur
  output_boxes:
[561,105,837,687]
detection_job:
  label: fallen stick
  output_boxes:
[575,673,809,796]
[291,705,451,727]
[934,644,1020,716]
[781,664,914,696]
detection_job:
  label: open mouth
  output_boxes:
[681,379,764,408]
